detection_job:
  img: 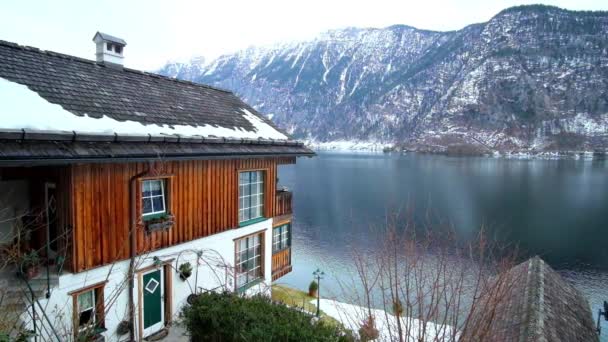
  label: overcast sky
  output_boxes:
[1,0,606,70]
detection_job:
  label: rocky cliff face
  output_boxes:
[159,5,608,153]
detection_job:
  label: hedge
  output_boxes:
[181,291,352,341]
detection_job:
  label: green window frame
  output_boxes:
[142,179,167,220]
[239,171,264,225]
[235,233,263,290]
[272,223,291,253]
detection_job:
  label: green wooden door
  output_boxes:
[143,269,163,331]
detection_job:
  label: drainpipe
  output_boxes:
[128,171,147,342]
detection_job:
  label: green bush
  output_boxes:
[181,291,351,341]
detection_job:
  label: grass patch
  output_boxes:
[271,284,342,327]
[272,284,317,312]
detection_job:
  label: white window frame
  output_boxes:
[272,224,290,253]
[142,179,167,217]
[238,171,264,224]
[235,232,264,290]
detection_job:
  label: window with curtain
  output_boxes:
[73,285,105,332]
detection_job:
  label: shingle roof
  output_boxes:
[0,39,282,134]
[462,256,598,342]
[0,39,313,161]
[93,32,127,46]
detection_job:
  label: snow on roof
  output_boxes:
[0,77,287,140]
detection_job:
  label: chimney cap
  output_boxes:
[92,32,127,46]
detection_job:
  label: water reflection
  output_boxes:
[277,152,608,336]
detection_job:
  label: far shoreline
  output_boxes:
[307,142,607,160]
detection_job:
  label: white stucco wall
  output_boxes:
[27,218,274,342]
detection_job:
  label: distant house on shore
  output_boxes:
[463,256,598,342]
[0,32,312,341]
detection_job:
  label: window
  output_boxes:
[142,179,166,219]
[238,171,264,224]
[235,233,263,289]
[77,290,97,329]
[106,42,112,51]
[72,284,105,333]
[272,223,290,253]
[115,45,122,54]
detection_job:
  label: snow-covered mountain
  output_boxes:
[159,5,608,153]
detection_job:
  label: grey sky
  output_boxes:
[1,0,606,71]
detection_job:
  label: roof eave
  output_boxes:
[0,150,315,167]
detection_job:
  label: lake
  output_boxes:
[277,151,608,336]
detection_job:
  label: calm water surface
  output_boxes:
[278,152,608,334]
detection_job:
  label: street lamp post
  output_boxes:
[313,268,325,317]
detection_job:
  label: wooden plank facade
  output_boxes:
[274,190,293,218]
[69,157,295,272]
[271,248,292,281]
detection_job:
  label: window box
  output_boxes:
[238,217,266,228]
[145,214,175,232]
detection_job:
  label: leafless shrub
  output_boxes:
[334,208,520,342]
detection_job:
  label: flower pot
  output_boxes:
[308,289,317,298]
[116,321,131,335]
[179,271,191,281]
[26,265,40,279]
[187,293,200,305]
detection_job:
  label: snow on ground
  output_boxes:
[0,77,287,140]
[314,299,455,342]
[307,140,393,152]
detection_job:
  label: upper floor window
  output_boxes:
[142,179,166,219]
[236,232,264,290]
[272,223,291,253]
[239,171,264,224]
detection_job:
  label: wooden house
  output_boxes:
[0,33,313,341]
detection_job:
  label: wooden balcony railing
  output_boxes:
[274,190,292,217]
[272,247,292,281]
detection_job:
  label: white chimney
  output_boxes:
[92,32,126,67]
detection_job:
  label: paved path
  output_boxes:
[162,324,189,341]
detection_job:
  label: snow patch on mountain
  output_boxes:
[158,5,608,154]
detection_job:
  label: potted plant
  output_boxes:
[116,320,131,336]
[179,262,193,281]
[308,280,318,297]
[19,251,40,279]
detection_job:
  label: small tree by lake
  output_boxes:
[334,209,520,341]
